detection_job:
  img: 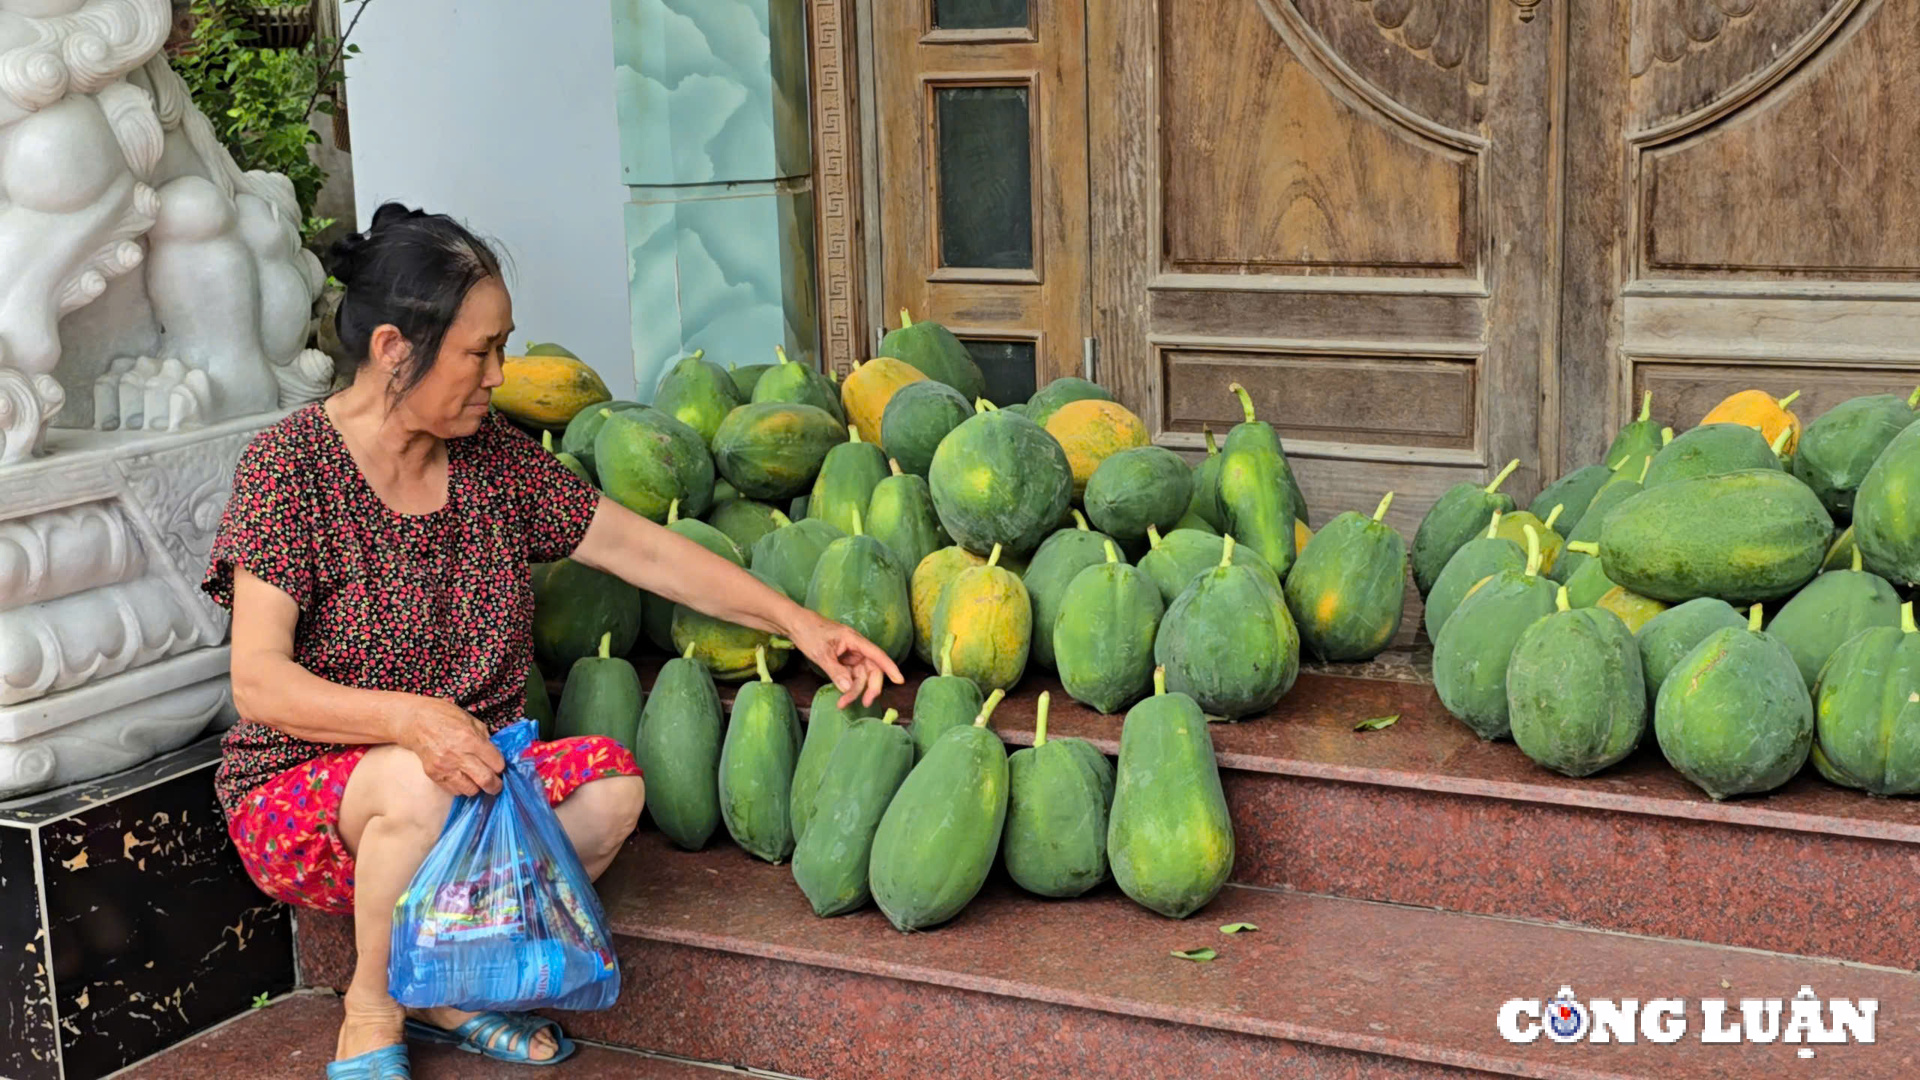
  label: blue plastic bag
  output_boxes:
[388,719,620,1011]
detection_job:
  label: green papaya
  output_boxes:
[635,643,725,850]
[560,399,644,477]
[711,402,848,501]
[911,647,993,761]
[1491,503,1566,576]
[880,309,987,402]
[717,648,805,862]
[1107,668,1233,919]
[806,507,914,663]
[1551,457,1650,584]
[1055,540,1165,714]
[790,688,886,843]
[867,694,1011,931]
[1811,602,1920,795]
[1637,597,1748,708]
[1506,587,1646,777]
[670,566,793,680]
[594,405,716,522]
[1185,425,1229,533]
[553,632,644,749]
[530,559,643,672]
[931,543,1032,693]
[1432,526,1559,740]
[706,497,784,554]
[750,512,843,604]
[1025,376,1113,430]
[791,710,915,916]
[1604,391,1663,480]
[1792,388,1917,520]
[1022,510,1118,671]
[1086,446,1194,543]
[1528,462,1615,537]
[522,659,555,740]
[1558,541,1619,608]
[1137,525,1279,607]
[1764,548,1903,690]
[1172,511,1217,535]
[1643,423,1784,489]
[728,361,772,399]
[1411,459,1520,595]
[653,348,744,445]
[866,461,951,575]
[542,429,592,486]
[1597,469,1833,604]
[1155,534,1300,720]
[1655,605,1813,800]
[808,425,890,537]
[928,403,1074,558]
[1003,693,1112,898]
[1424,513,1525,642]
[645,500,747,651]
[1594,585,1668,634]
[880,379,972,477]
[1285,492,1407,662]
[1852,416,1920,586]
[751,345,846,424]
[1218,383,1304,578]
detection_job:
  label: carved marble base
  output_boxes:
[0,416,274,799]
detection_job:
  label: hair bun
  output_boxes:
[369,201,426,231]
[325,227,374,285]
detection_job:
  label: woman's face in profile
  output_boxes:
[405,276,512,438]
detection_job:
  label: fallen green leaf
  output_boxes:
[250,992,270,1009]
[1354,714,1400,731]
[1170,947,1217,962]
[1219,922,1258,934]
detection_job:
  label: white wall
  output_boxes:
[341,0,637,400]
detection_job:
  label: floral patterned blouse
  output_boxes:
[200,403,602,821]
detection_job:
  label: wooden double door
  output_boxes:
[869,0,1920,529]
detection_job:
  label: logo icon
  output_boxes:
[1544,987,1590,1043]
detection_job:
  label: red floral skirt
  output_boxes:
[224,736,640,916]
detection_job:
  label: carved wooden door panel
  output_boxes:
[873,0,1090,405]
[1088,0,1560,533]
[1561,0,1920,467]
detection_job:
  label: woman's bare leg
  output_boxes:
[551,773,645,880]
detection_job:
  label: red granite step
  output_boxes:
[111,990,768,1079]
[625,662,1920,968]
[296,829,1920,1080]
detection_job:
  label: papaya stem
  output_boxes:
[1153,665,1167,696]
[668,498,680,525]
[1522,524,1542,578]
[987,543,1003,568]
[851,506,864,536]
[881,708,900,725]
[975,688,1007,727]
[888,458,903,476]
[1637,390,1652,423]
[1219,533,1237,568]
[1852,547,1863,573]
[599,407,613,419]
[542,429,554,452]
[1203,425,1219,456]
[1372,492,1395,522]
[974,398,998,413]
[1543,503,1564,531]
[1071,509,1090,531]
[1227,382,1257,424]
[1147,524,1164,549]
[1103,539,1119,564]
[770,510,792,528]
[598,632,611,659]
[1485,459,1521,494]
[1637,457,1652,484]
[1485,510,1503,540]
[1909,385,1920,409]
[1034,693,1050,747]
[682,642,697,660]
[939,638,954,678]
[849,424,863,444]
[1770,427,1792,456]
[771,637,794,649]
[1902,602,1915,635]
[775,344,791,365]
[1609,453,1630,471]
[1555,585,1570,612]
[690,348,705,361]
[1779,390,1802,408]
[1566,540,1600,555]
[1747,604,1763,632]
[754,645,771,683]
[899,308,913,329]
[1660,426,1674,446]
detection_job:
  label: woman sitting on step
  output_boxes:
[202,202,903,1079]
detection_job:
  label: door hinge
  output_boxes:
[1083,336,1098,383]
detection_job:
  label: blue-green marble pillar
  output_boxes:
[613,0,818,399]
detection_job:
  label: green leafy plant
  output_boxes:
[171,1,370,243]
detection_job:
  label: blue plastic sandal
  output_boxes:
[404,1013,576,1066]
[325,1043,411,1079]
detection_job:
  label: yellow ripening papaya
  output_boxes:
[492,351,611,429]
[1701,389,1803,456]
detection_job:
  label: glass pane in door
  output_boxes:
[935,86,1034,270]
[933,0,1029,30]
[961,339,1038,405]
